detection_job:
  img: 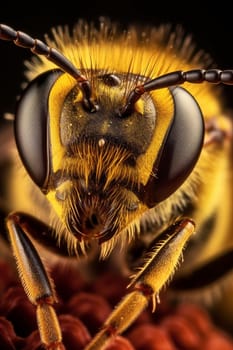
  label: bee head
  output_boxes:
[6,24,233,246]
[15,68,204,245]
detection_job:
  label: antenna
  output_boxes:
[0,24,97,111]
[121,69,233,117]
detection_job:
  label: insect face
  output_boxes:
[15,68,154,245]
[55,71,154,243]
[14,62,205,248]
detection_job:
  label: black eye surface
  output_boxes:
[141,86,205,207]
[15,69,62,189]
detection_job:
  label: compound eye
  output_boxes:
[142,86,205,207]
[15,69,63,190]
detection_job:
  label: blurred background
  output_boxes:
[1,1,233,119]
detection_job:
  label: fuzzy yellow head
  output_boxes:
[12,19,220,258]
[45,70,172,245]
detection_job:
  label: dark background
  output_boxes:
[1,1,233,119]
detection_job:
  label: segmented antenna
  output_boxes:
[121,69,233,117]
[1,24,233,116]
[0,23,97,112]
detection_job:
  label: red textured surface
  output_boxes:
[0,259,233,350]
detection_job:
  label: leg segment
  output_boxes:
[6,212,78,257]
[85,218,195,350]
[6,212,194,350]
[6,212,64,350]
